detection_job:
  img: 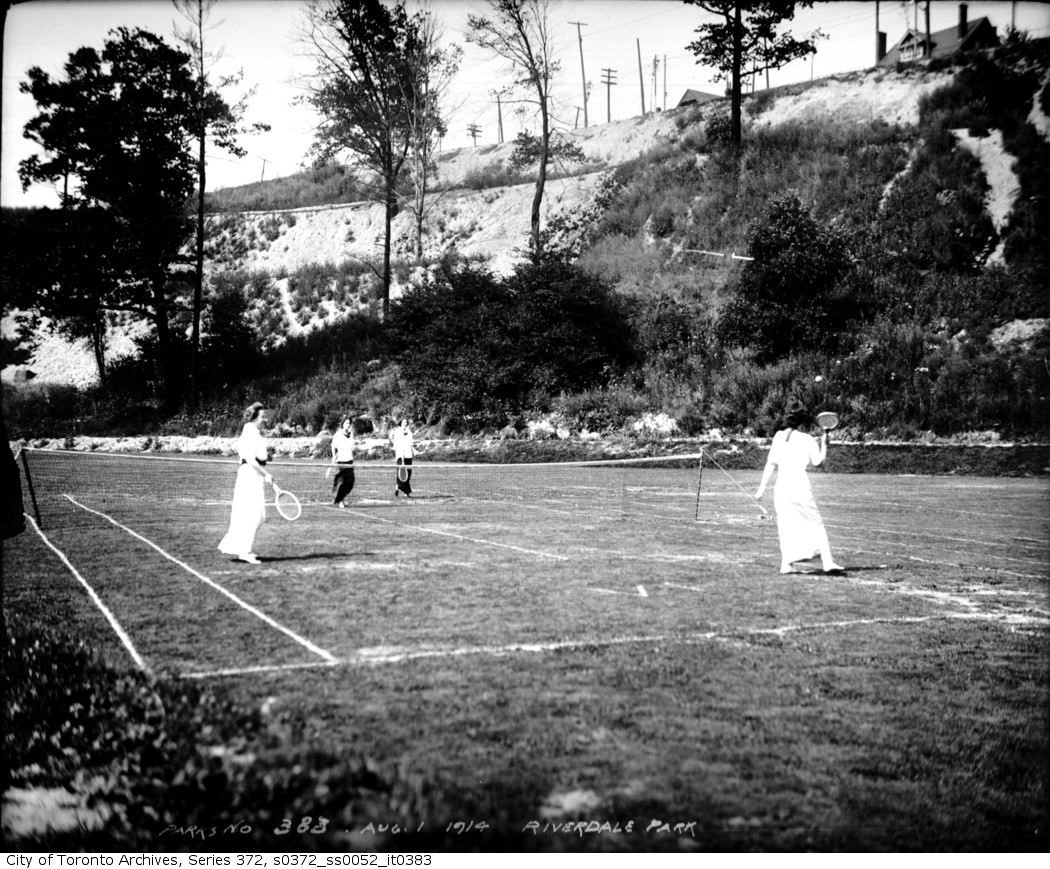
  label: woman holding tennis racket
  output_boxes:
[391,417,414,498]
[754,400,844,575]
[218,401,272,564]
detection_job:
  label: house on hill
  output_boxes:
[676,89,721,109]
[878,2,999,67]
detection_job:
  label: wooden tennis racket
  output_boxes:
[816,411,839,431]
[271,481,302,521]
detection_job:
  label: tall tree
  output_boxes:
[19,27,234,407]
[467,0,560,257]
[302,0,429,318]
[173,0,264,409]
[683,1,821,145]
[398,8,461,262]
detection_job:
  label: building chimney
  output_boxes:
[958,3,968,38]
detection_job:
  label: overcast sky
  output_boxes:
[3,0,1049,208]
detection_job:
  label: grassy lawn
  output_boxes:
[3,454,1047,851]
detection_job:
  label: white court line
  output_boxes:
[181,609,1049,679]
[338,506,569,560]
[64,495,337,664]
[182,660,339,679]
[25,513,150,673]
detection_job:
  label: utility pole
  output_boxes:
[663,54,667,111]
[651,55,659,113]
[467,123,482,146]
[494,92,504,143]
[574,106,581,128]
[259,157,268,182]
[569,20,588,127]
[924,0,931,61]
[636,38,646,115]
[601,68,617,123]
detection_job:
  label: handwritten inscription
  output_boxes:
[146,815,699,843]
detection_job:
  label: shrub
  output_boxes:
[717,192,849,361]
[389,259,634,428]
[554,384,650,432]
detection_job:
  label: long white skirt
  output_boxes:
[218,464,266,556]
[773,474,829,564]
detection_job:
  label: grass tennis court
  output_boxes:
[4,450,1048,851]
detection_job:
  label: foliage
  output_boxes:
[717,192,849,361]
[2,619,458,851]
[17,27,238,409]
[683,0,822,144]
[302,0,445,315]
[508,130,586,171]
[389,258,634,429]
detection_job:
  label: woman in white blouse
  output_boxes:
[218,402,272,564]
[754,400,843,575]
[390,417,414,498]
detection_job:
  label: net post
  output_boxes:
[20,448,42,529]
[618,460,627,520]
[694,449,704,521]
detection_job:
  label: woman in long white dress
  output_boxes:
[218,402,272,564]
[754,401,844,575]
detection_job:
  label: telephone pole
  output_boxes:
[569,20,588,128]
[601,68,617,123]
[493,92,504,143]
[636,38,646,115]
[467,124,482,146]
[651,55,659,113]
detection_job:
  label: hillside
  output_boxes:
[2,66,964,388]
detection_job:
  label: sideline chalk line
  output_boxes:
[25,513,150,673]
[63,495,337,663]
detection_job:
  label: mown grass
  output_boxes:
[3,463,1047,851]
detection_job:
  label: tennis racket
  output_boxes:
[271,482,302,521]
[816,411,839,431]
[397,459,409,483]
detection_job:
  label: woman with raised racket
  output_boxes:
[390,417,414,498]
[753,399,844,575]
[218,401,272,564]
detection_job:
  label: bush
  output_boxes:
[717,192,849,361]
[389,259,635,429]
[554,384,650,432]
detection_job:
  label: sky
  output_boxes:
[3,0,1049,208]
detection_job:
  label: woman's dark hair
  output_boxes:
[244,401,265,422]
[784,399,811,430]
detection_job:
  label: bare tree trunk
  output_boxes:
[383,180,394,319]
[152,278,179,410]
[532,91,550,255]
[190,126,205,409]
[91,321,106,386]
[731,1,742,145]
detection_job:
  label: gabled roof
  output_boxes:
[677,89,721,108]
[878,17,999,66]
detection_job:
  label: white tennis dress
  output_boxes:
[218,422,268,557]
[767,428,831,566]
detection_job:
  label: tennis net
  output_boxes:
[17,448,704,529]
